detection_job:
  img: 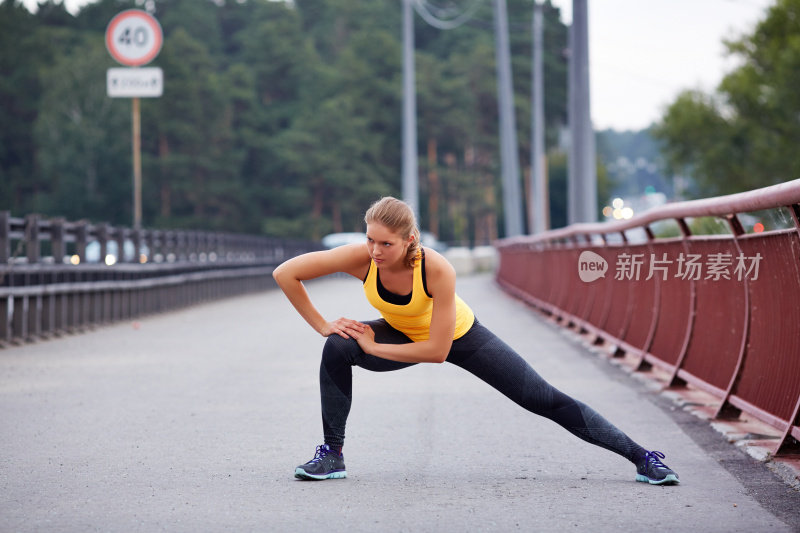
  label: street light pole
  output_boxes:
[530,1,547,234]
[402,0,419,219]
[568,0,597,225]
[494,0,524,237]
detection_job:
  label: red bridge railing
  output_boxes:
[495,179,800,457]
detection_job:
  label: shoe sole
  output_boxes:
[636,473,680,485]
[294,467,347,480]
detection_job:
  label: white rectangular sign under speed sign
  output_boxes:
[107,67,163,98]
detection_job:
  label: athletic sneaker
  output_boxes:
[294,444,347,480]
[636,450,680,485]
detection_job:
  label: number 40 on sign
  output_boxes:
[105,9,163,67]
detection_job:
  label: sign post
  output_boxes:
[105,9,163,231]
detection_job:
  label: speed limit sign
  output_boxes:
[105,10,163,67]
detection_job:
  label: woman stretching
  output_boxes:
[272,197,679,485]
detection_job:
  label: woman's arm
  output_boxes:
[352,250,457,364]
[272,243,370,338]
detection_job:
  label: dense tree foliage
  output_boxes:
[654,0,794,197]
[1,0,572,242]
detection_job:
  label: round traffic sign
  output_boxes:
[105,10,163,67]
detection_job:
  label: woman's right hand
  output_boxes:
[320,318,367,339]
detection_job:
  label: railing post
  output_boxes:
[97,223,110,265]
[154,229,163,262]
[187,231,197,261]
[789,203,800,241]
[665,219,694,389]
[25,214,40,264]
[142,229,153,263]
[164,230,175,261]
[714,212,749,421]
[676,217,691,237]
[132,228,143,263]
[94,223,110,324]
[208,232,218,261]
[177,231,187,261]
[0,294,9,346]
[725,213,745,236]
[0,211,10,264]
[115,226,127,263]
[0,212,10,346]
[75,221,88,263]
[52,218,66,264]
[113,227,126,320]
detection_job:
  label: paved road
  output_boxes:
[1,274,798,532]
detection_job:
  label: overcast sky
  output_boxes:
[552,0,773,130]
[23,0,775,131]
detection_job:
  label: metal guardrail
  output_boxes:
[494,179,800,457]
[0,212,322,347]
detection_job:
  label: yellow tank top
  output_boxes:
[363,249,475,342]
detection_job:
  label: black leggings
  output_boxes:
[319,319,646,464]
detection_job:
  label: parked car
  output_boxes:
[84,240,149,265]
[321,232,366,248]
[321,231,446,251]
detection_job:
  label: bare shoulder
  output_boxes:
[423,247,456,291]
[424,247,454,273]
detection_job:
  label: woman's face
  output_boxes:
[365,222,413,269]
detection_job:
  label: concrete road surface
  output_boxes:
[1,274,798,532]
